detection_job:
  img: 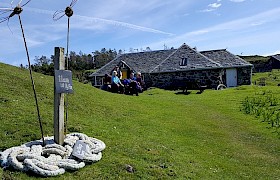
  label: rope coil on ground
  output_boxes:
[0,133,105,177]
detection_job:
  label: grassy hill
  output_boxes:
[252,69,280,86]
[0,63,280,179]
[239,55,270,63]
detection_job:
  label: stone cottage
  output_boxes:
[90,43,253,89]
[268,54,280,70]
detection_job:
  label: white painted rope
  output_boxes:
[0,133,105,177]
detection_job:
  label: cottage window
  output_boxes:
[180,58,188,66]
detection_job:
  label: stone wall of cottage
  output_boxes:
[146,67,252,89]
[147,69,222,89]
[237,66,252,85]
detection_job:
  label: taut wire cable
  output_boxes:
[65,16,71,135]
[18,14,45,146]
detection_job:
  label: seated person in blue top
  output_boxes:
[111,70,124,93]
[112,66,122,79]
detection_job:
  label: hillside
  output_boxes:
[239,55,270,62]
[0,63,279,179]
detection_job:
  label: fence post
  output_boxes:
[54,47,65,145]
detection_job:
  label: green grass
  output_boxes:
[252,69,280,86]
[0,62,280,179]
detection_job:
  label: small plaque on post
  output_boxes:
[55,70,74,94]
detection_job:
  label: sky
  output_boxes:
[0,0,280,66]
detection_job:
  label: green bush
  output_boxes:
[241,90,280,134]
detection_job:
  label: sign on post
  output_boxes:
[54,70,74,94]
[72,140,91,160]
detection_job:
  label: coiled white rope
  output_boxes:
[0,133,105,177]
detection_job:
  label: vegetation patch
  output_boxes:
[252,69,280,86]
[241,90,280,134]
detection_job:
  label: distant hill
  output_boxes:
[239,55,275,72]
[239,55,270,62]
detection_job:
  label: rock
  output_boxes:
[125,164,134,173]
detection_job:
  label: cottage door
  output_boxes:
[226,68,237,87]
[122,70,127,79]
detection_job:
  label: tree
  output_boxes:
[34,55,51,66]
[94,48,117,68]
[32,55,53,75]
[146,47,151,51]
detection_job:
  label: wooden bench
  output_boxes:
[170,79,207,93]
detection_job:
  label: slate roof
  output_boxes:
[90,43,252,77]
[200,49,253,68]
[150,44,221,73]
[91,49,176,76]
[271,54,280,61]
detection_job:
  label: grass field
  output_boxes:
[252,69,280,86]
[0,63,279,179]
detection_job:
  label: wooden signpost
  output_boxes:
[54,47,73,145]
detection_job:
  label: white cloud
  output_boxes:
[250,21,266,26]
[230,0,246,2]
[199,9,216,13]
[24,6,174,36]
[145,7,280,50]
[73,15,175,36]
[209,3,222,8]
[262,50,280,56]
[199,1,222,13]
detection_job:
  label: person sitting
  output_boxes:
[136,72,145,92]
[112,66,122,80]
[101,74,112,91]
[111,70,124,93]
[125,72,139,96]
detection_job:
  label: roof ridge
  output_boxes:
[90,56,121,76]
[149,45,182,73]
[225,50,253,65]
[124,48,175,55]
[199,52,222,67]
[200,49,227,53]
[190,45,222,67]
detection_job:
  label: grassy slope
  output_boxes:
[240,55,270,62]
[252,69,280,86]
[0,63,279,179]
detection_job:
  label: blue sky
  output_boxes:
[0,0,280,66]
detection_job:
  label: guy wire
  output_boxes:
[65,16,70,136]
[18,14,45,146]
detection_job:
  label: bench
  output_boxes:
[170,79,207,93]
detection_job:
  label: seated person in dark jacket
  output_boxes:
[136,72,145,92]
[111,70,124,93]
[125,72,138,96]
[101,74,112,91]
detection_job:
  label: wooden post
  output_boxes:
[54,47,65,145]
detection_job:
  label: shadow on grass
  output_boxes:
[175,91,203,95]
[175,91,191,95]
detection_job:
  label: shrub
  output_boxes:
[241,90,280,135]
